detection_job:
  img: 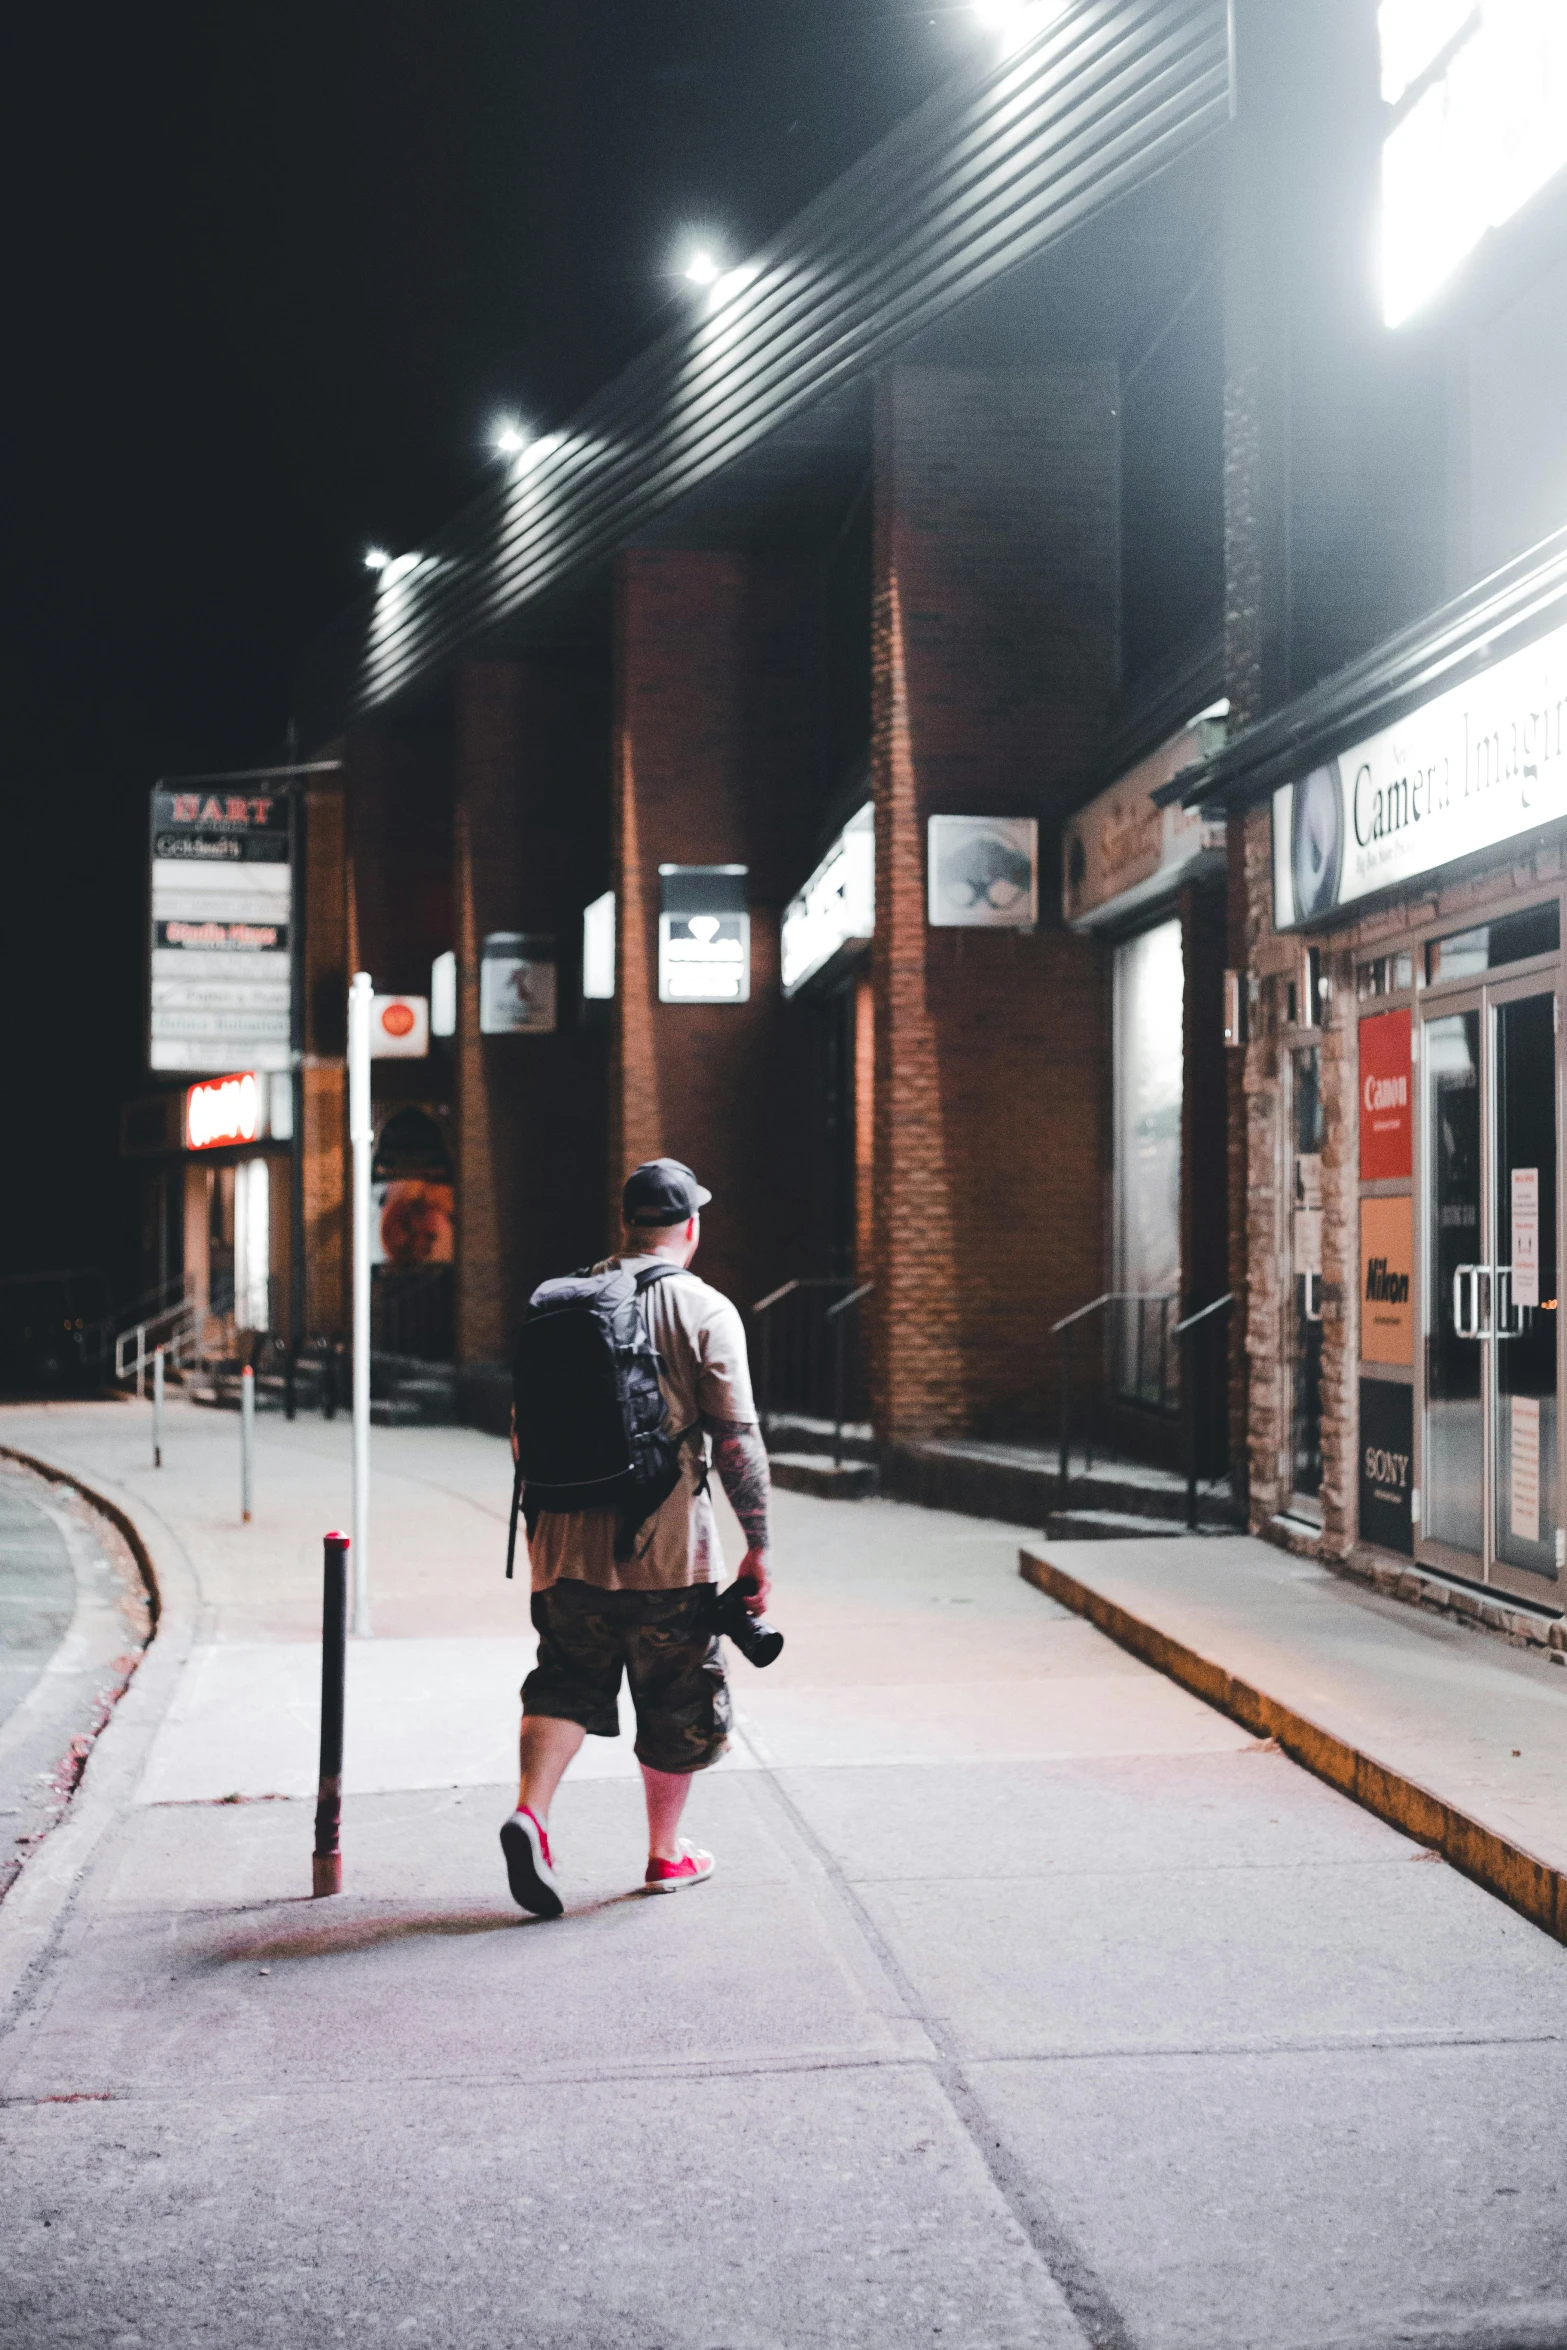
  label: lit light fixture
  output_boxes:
[363,546,391,572]
[491,416,528,456]
[974,0,1067,47]
[684,249,721,287]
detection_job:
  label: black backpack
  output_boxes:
[509,1264,698,1566]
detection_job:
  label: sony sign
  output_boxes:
[1273,614,1567,929]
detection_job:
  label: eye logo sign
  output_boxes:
[1289,762,1344,921]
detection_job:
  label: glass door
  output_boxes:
[1421,980,1560,1592]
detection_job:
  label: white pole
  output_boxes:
[241,1363,255,1522]
[348,970,374,1638]
[136,1324,146,1400]
[153,1345,164,1470]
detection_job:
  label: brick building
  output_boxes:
[128,1,1567,1641]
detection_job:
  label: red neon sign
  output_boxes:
[186,1072,261,1151]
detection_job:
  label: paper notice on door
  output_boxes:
[1512,1167,1540,1309]
[1511,1395,1541,1547]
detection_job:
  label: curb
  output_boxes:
[0,1443,196,2027]
[1019,1544,1567,1947]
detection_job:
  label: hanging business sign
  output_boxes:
[1360,1197,1414,1367]
[479,933,557,1033]
[658,865,750,1004]
[1359,1379,1414,1557]
[369,994,430,1059]
[781,806,874,997]
[149,787,293,1073]
[1063,710,1227,930]
[1272,615,1567,930]
[927,817,1038,929]
[1359,1010,1413,1182]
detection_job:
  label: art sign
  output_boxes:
[149,786,292,1073]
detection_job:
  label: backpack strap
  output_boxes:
[631,1262,682,1294]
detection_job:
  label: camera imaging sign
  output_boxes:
[149,787,292,1074]
[1272,614,1567,930]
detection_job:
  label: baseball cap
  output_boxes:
[622,1157,713,1227]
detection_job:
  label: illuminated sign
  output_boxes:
[1063,710,1227,930]
[430,952,457,1038]
[370,994,430,1059]
[479,934,557,1033]
[1380,1,1567,327]
[186,1071,261,1151]
[150,785,292,1075]
[927,816,1038,929]
[582,892,616,1001]
[781,806,874,997]
[658,865,750,1005]
[1272,611,1567,927]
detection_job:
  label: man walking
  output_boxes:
[501,1158,773,1917]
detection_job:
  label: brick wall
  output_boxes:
[453,657,610,1368]
[609,548,826,1318]
[302,781,348,1340]
[869,365,1119,1443]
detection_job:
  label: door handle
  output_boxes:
[1452,1265,1491,1340]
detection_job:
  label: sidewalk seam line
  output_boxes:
[736,1725,1139,2350]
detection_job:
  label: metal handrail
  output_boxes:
[1177,1294,1235,1530]
[826,1284,874,1467]
[1054,1289,1180,1507]
[752,1276,871,1458]
[1172,1291,1235,1338]
[1050,1288,1172,1337]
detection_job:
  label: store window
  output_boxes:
[1112,919,1184,1406]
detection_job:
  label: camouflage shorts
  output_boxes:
[523,1580,731,1775]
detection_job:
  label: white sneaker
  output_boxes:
[644,1839,715,1894]
[500,1806,563,1918]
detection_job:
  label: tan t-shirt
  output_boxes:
[526,1256,759,1594]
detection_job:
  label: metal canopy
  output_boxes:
[1163,522,1567,816]
[296,0,1231,745]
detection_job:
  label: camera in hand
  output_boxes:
[712,1575,784,1668]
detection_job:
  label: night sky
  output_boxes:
[3,3,988,1295]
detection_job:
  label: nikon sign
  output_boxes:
[1272,616,1567,931]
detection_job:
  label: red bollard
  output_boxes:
[313,1532,349,1897]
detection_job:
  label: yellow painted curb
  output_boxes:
[1019,1545,1567,1946]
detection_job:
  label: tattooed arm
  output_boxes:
[706,1415,773,1612]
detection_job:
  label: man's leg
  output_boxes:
[519,1713,585,1824]
[640,1762,693,1863]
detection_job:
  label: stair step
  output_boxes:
[369,1398,426,1428]
[769,1453,878,1501]
[1043,1508,1232,1541]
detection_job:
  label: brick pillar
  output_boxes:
[869,366,1118,1446]
[302,780,348,1341]
[609,549,824,1315]
[451,658,611,1369]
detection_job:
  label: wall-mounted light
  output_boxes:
[363,546,392,573]
[683,248,721,287]
[491,417,529,456]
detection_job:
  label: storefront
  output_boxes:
[1184,535,1567,1609]
[181,1070,293,1353]
[1062,709,1228,1455]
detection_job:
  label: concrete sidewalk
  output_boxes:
[1022,1535,1567,1942]
[4,1396,1567,2348]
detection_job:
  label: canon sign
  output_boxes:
[1364,1072,1407,1115]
